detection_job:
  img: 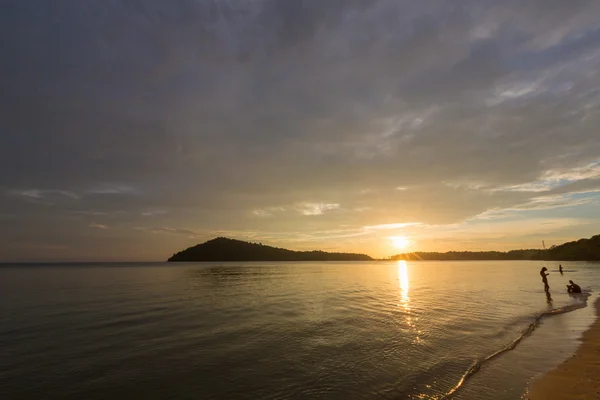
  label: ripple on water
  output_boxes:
[0,261,599,400]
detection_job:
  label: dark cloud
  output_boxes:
[1,0,600,259]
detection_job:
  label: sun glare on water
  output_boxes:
[390,236,411,250]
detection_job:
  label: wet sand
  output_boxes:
[528,297,600,399]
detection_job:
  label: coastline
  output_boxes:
[528,296,600,399]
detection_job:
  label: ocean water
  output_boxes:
[0,261,598,400]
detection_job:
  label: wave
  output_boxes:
[441,292,591,399]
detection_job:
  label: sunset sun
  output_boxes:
[390,236,411,250]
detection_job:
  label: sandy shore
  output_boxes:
[528,297,600,399]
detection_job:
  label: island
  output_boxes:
[391,234,600,261]
[168,237,373,262]
[168,234,600,262]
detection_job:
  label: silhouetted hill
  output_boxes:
[168,237,373,262]
[391,234,600,261]
[545,234,600,261]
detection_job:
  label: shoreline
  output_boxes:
[528,296,600,399]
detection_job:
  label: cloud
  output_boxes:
[141,210,168,217]
[8,189,79,201]
[488,162,600,193]
[294,202,340,216]
[511,192,599,211]
[414,217,590,242]
[252,209,272,217]
[75,211,112,216]
[542,162,600,182]
[251,207,285,217]
[136,227,197,236]
[1,1,600,259]
[363,223,422,231]
[87,184,139,195]
[492,181,565,193]
[89,223,109,229]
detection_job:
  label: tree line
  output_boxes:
[392,234,600,261]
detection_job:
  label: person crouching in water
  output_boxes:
[567,280,582,294]
[540,267,550,292]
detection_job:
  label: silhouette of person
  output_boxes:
[540,267,550,292]
[559,264,563,275]
[567,280,581,294]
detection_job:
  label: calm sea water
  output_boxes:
[0,261,598,399]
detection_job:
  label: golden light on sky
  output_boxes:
[2,1,600,262]
[390,236,411,250]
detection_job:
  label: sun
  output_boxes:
[390,236,411,250]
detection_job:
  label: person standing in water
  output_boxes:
[559,264,563,274]
[540,267,550,292]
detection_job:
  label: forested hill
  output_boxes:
[392,234,600,261]
[168,237,373,262]
[544,234,600,261]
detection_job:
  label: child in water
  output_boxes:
[567,280,582,293]
[540,267,550,292]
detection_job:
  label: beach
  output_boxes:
[529,297,600,399]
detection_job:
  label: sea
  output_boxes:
[0,261,599,400]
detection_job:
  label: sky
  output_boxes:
[1,1,600,261]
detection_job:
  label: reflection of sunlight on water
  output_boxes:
[398,260,410,308]
[398,261,422,345]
